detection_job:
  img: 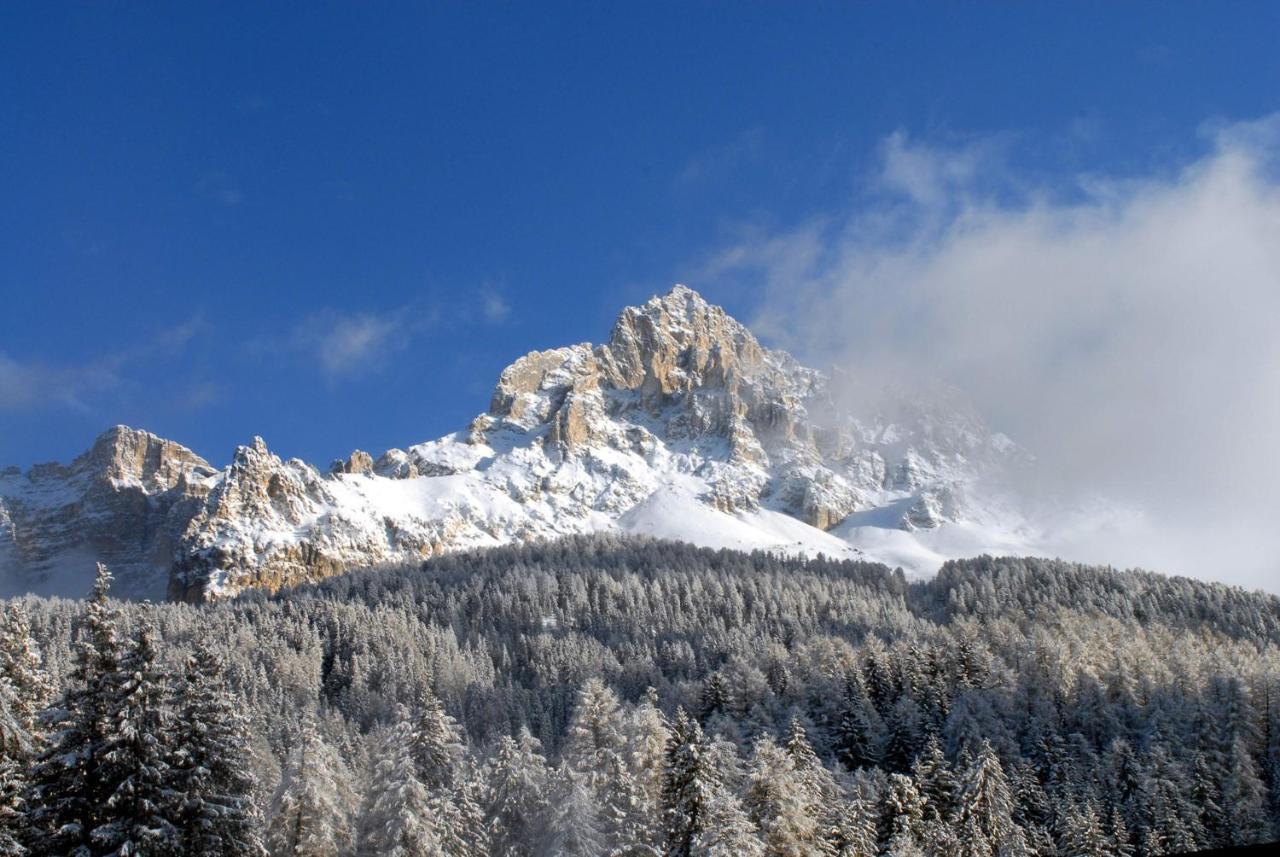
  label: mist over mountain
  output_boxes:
[707,117,1280,592]
[4,286,1058,602]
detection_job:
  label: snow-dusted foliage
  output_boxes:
[266,719,356,856]
[4,539,1280,854]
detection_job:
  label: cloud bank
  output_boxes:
[707,116,1280,591]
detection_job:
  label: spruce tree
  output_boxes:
[544,766,605,857]
[452,768,492,857]
[172,646,265,856]
[597,745,656,857]
[357,709,441,857]
[486,729,551,857]
[0,679,33,856]
[0,605,53,739]
[829,795,877,857]
[0,605,49,857]
[1221,736,1270,846]
[24,563,124,856]
[660,708,714,857]
[691,785,763,857]
[95,617,179,855]
[1055,799,1110,857]
[883,772,928,857]
[266,720,356,856]
[409,688,464,792]
[743,735,824,857]
[912,736,957,824]
[953,740,1018,856]
[625,688,670,811]
[833,676,883,771]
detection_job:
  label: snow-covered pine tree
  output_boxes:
[625,688,670,811]
[172,646,266,856]
[357,707,442,857]
[829,794,878,857]
[94,616,179,855]
[1055,799,1110,857]
[544,765,606,857]
[911,736,956,824]
[564,678,627,772]
[883,772,928,857]
[783,715,842,849]
[266,719,356,857]
[743,734,825,857]
[832,675,883,771]
[410,687,465,792]
[1135,745,1202,857]
[0,605,50,857]
[0,605,53,740]
[451,766,492,857]
[660,708,715,857]
[883,695,925,774]
[1267,679,1280,839]
[690,785,763,857]
[561,678,656,852]
[595,743,657,856]
[23,562,124,855]
[1189,750,1226,848]
[1221,735,1271,846]
[1107,805,1136,857]
[0,679,32,856]
[698,674,730,723]
[953,739,1018,856]
[485,728,552,857]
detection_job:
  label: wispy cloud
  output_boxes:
[284,305,437,378]
[0,317,206,413]
[481,291,511,323]
[0,353,120,412]
[702,114,1280,590]
[677,127,767,185]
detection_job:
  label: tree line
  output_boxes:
[1,536,1278,855]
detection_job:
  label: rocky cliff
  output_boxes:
[0,426,217,598]
[2,286,1025,602]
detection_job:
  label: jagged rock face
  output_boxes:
[0,427,216,599]
[2,286,1023,602]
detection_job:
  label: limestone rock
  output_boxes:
[0,426,215,599]
[2,285,1023,602]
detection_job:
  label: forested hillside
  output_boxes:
[2,537,1279,855]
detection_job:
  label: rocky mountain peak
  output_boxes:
[599,283,768,396]
[78,425,214,491]
[4,285,1025,603]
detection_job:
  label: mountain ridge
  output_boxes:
[1,285,1027,602]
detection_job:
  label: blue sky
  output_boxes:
[3,2,1279,469]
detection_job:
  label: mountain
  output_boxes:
[1,285,1030,602]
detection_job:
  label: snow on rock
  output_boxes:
[2,286,1029,601]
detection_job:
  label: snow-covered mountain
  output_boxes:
[1,285,1034,602]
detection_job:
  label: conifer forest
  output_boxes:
[2,537,1279,856]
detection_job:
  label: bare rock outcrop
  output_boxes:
[2,286,1022,602]
[0,426,215,598]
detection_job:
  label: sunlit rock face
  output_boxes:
[2,286,1021,602]
[0,426,217,599]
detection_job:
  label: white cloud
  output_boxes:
[289,309,418,377]
[704,116,1280,590]
[0,318,204,413]
[0,352,118,412]
[482,291,511,324]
